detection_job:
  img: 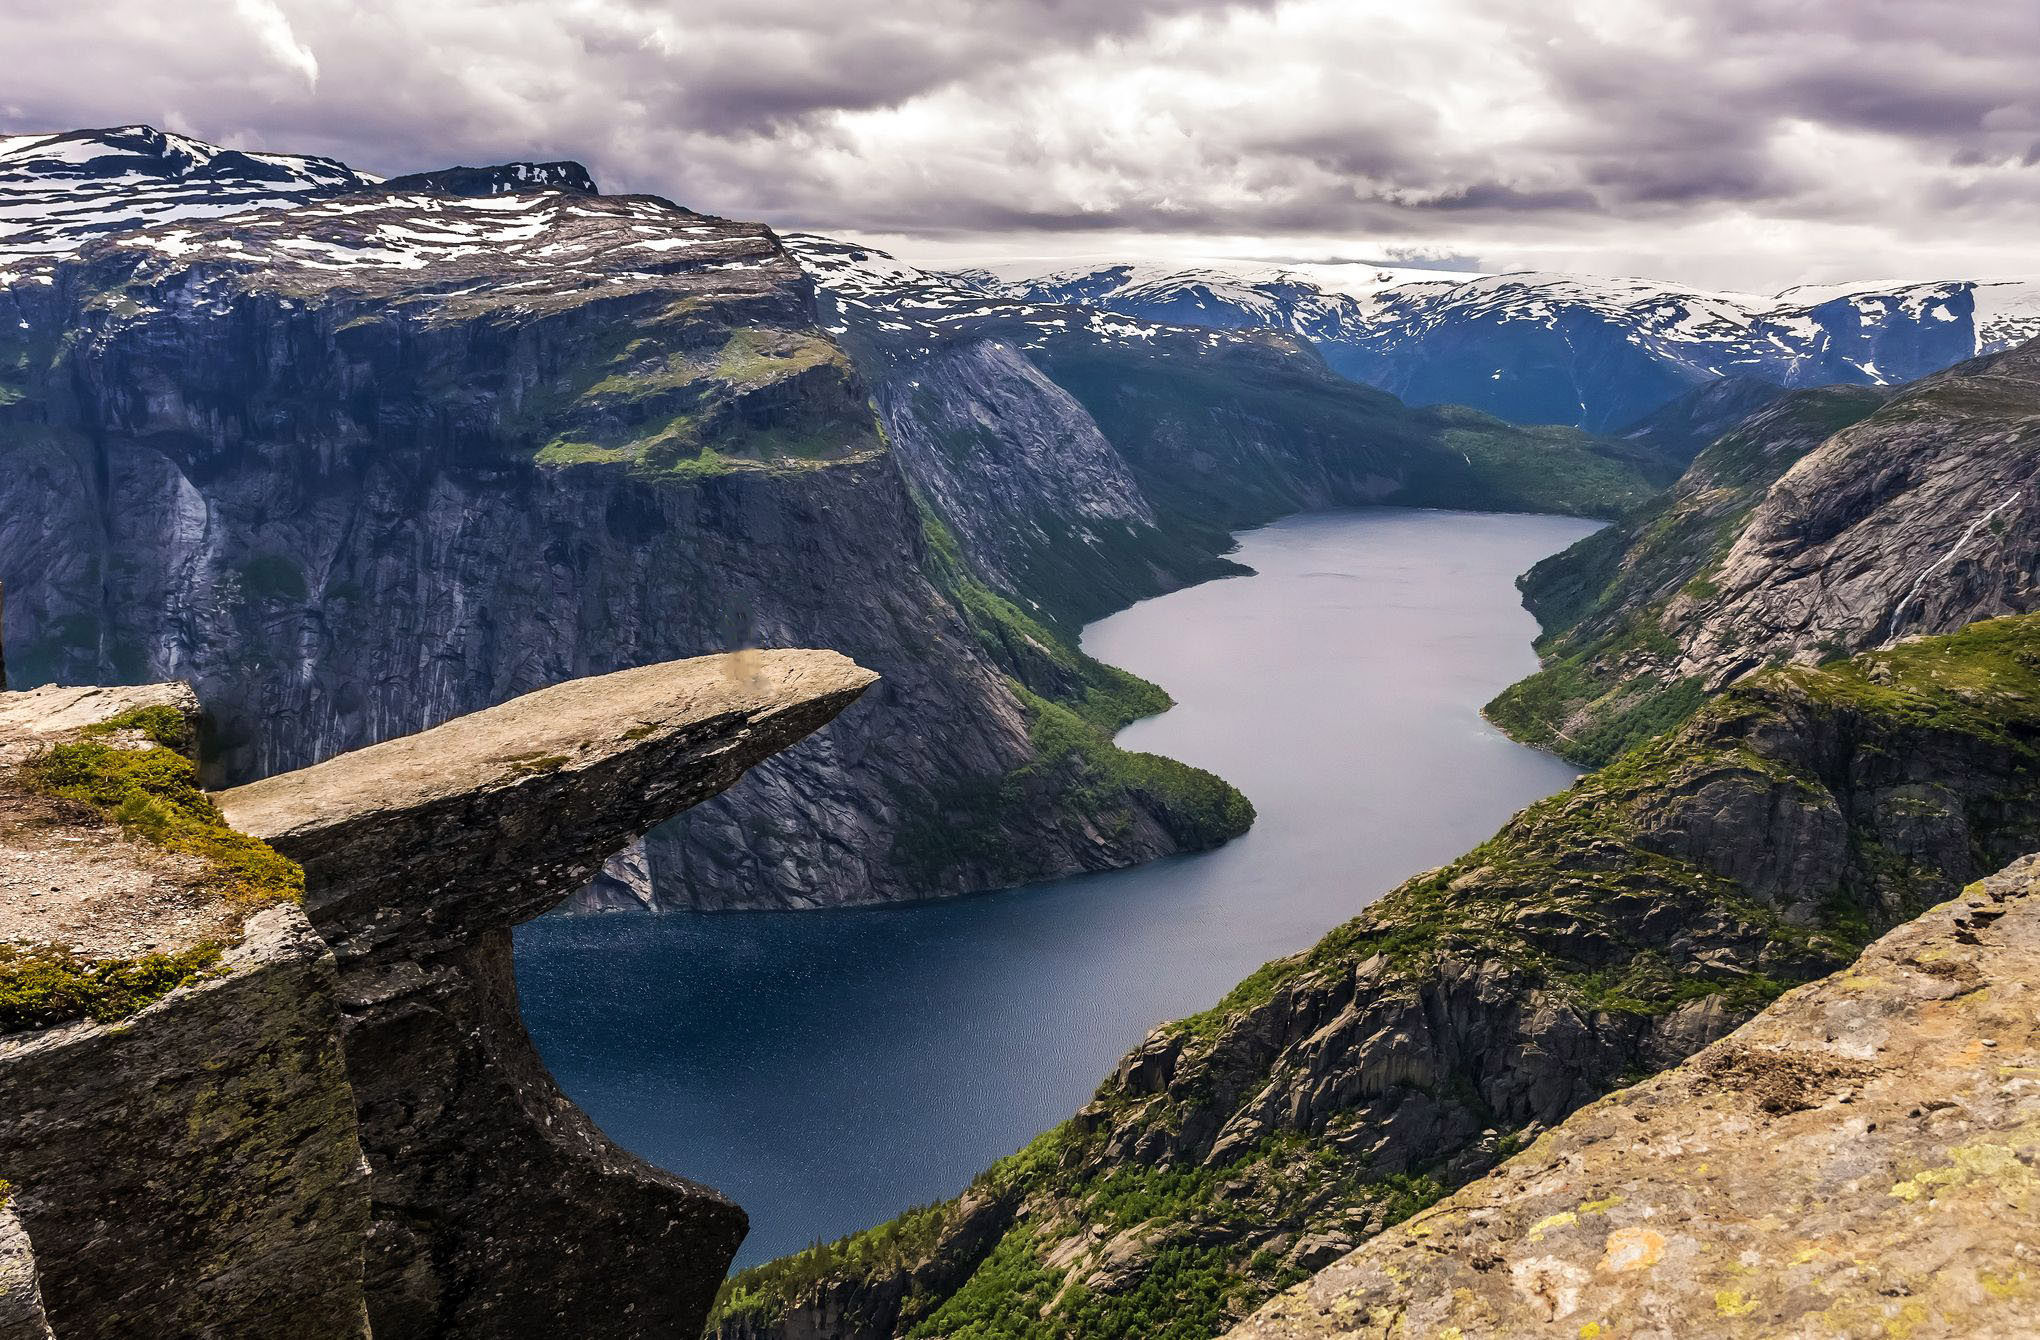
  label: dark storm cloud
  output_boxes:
[4,0,2039,286]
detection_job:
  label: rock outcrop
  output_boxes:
[0,1199,55,1340]
[1492,342,2040,766]
[1229,852,2040,1339]
[0,650,875,1339]
[712,615,2040,1340]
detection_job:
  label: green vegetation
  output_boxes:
[512,317,877,479]
[890,506,1254,883]
[23,726,303,914]
[0,942,224,1034]
[1035,340,1663,530]
[1020,687,1252,840]
[503,753,571,777]
[236,553,309,603]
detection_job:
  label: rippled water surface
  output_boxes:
[515,508,1597,1266]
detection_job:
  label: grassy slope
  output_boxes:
[1034,340,1674,535]
[715,614,2040,1340]
[0,706,304,1034]
[891,507,1254,887]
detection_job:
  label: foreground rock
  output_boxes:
[0,682,365,1340]
[2,650,874,1339]
[1231,852,2040,1339]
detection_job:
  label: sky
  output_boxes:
[4,0,2039,291]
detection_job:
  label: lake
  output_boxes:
[513,507,1598,1267]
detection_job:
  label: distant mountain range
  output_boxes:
[987,260,2040,431]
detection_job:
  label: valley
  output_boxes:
[1,101,2038,1340]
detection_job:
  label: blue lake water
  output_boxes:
[514,508,1597,1267]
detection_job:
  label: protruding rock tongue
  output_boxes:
[222,648,877,955]
[217,649,876,1340]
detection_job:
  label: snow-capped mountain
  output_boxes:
[1000,260,2040,431]
[783,233,1264,371]
[0,125,374,257]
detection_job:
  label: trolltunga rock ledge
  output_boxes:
[1227,852,2040,1340]
[205,648,876,1340]
[1,651,874,1340]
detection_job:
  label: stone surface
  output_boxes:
[1493,342,2040,766]
[1683,343,2040,679]
[0,904,371,1340]
[1228,853,2040,1340]
[0,1202,54,1340]
[221,650,878,1340]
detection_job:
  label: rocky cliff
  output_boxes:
[1229,850,2040,1339]
[0,127,1678,913]
[1491,341,2040,765]
[711,614,2040,1340]
[0,651,872,1339]
[0,125,1265,912]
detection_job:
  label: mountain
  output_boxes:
[1489,343,2040,765]
[1229,848,2040,1339]
[1001,261,2040,431]
[713,614,2040,1340]
[0,124,372,255]
[0,125,1260,914]
[0,127,1653,913]
[790,233,1670,629]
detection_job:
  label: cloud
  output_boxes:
[3,0,2038,289]
[232,0,319,89]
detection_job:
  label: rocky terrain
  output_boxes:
[712,613,2040,1340]
[0,651,871,1339]
[1491,342,2040,765]
[1004,260,2040,431]
[0,127,1664,912]
[1230,851,2040,1340]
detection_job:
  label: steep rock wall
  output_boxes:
[1492,343,2040,766]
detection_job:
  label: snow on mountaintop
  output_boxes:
[0,125,373,256]
[783,233,1255,364]
[997,258,2040,385]
[93,190,788,305]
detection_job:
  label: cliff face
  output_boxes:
[712,615,2040,1340]
[1231,851,2040,1340]
[1492,342,2040,766]
[0,128,1255,912]
[0,652,873,1339]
